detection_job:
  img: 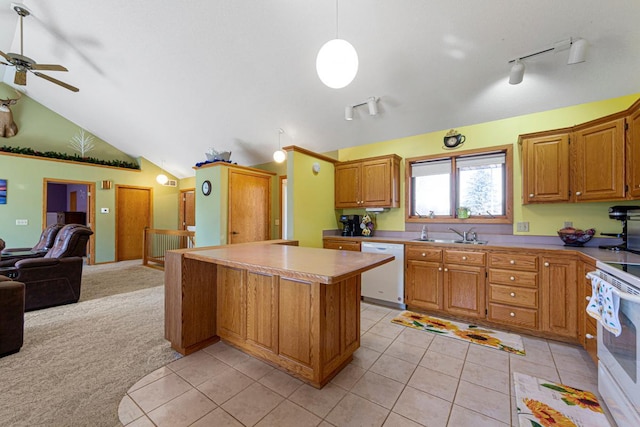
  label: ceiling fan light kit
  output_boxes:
[507,36,588,85]
[0,3,79,92]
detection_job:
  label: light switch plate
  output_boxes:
[516,221,529,232]
[16,219,28,225]
[100,207,109,214]
[564,221,573,228]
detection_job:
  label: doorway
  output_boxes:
[279,176,287,239]
[116,185,153,261]
[179,189,195,231]
[228,169,271,243]
[43,178,95,265]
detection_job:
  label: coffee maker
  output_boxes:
[600,205,640,250]
[339,215,361,237]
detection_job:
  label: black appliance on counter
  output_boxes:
[600,205,640,250]
[339,215,361,237]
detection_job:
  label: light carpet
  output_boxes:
[391,310,526,355]
[0,260,181,427]
[514,372,611,427]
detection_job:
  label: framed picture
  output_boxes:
[0,179,6,204]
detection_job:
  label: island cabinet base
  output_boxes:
[217,265,361,388]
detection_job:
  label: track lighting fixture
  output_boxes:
[507,37,588,85]
[345,97,379,120]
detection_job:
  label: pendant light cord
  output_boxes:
[335,0,339,39]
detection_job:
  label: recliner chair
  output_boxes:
[0,277,25,357]
[0,223,64,265]
[0,224,93,311]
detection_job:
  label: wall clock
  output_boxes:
[443,129,466,149]
[201,180,212,196]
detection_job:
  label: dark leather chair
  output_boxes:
[0,224,64,266]
[0,224,93,311]
[0,277,25,357]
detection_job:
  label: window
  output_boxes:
[406,145,512,223]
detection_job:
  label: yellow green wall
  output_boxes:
[337,93,640,236]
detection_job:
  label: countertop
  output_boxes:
[185,244,395,284]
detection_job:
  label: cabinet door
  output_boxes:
[335,163,361,208]
[361,158,395,207]
[522,133,570,203]
[573,118,626,201]
[406,259,442,310]
[627,108,640,198]
[217,266,246,342]
[541,257,578,338]
[443,264,486,318]
[246,272,278,354]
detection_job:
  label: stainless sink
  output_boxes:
[413,238,488,245]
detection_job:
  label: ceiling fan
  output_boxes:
[0,4,79,92]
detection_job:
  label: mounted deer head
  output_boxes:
[0,90,22,137]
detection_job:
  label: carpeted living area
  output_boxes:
[0,260,180,426]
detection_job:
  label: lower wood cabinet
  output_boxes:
[578,259,598,364]
[323,239,361,251]
[541,256,578,339]
[443,250,486,319]
[405,247,443,311]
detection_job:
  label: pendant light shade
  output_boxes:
[509,60,525,85]
[316,39,359,89]
[156,174,169,185]
[273,149,286,163]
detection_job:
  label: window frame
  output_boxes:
[405,144,513,224]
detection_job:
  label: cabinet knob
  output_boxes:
[586,333,595,340]
[510,260,516,265]
[510,276,515,281]
[544,262,549,267]
[529,193,534,198]
[586,296,591,301]
[438,267,442,271]
[462,256,467,260]
[576,191,582,196]
[338,246,343,250]
[421,253,426,257]
[510,312,516,317]
[510,292,516,297]
[444,268,448,272]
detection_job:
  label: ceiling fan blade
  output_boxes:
[0,50,10,62]
[14,70,27,85]
[34,72,79,92]
[31,63,68,72]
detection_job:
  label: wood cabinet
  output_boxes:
[323,239,361,251]
[487,252,539,330]
[572,117,626,202]
[405,246,443,311]
[521,132,570,204]
[627,102,640,198]
[334,154,401,208]
[443,250,486,318]
[540,256,578,339]
[578,259,598,364]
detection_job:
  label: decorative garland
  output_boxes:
[0,145,140,170]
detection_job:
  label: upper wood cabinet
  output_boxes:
[335,154,401,209]
[572,117,626,202]
[627,102,640,198]
[521,132,570,204]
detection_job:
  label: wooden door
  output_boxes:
[69,191,78,211]
[228,170,271,244]
[541,256,578,338]
[179,189,195,230]
[443,264,486,318]
[572,118,625,201]
[334,162,361,208]
[522,133,570,203]
[627,108,640,198]
[116,186,152,261]
[406,260,443,310]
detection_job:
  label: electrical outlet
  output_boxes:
[15,219,28,225]
[100,207,109,214]
[564,221,573,228]
[516,222,529,232]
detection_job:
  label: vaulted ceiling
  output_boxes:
[1,1,639,178]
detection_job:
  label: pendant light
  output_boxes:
[316,0,358,89]
[156,160,169,184]
[273,128,286,163]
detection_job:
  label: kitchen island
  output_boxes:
[164,241,393,388]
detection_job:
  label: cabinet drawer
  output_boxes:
[488,303,538,329]
[489,284,537,308]
[444,250,485,266]
[488,269,538,288]
[489,252,538,271]
[323,240,361,251]
[406,246,442,262]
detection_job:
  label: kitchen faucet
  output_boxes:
[449,227,476,242]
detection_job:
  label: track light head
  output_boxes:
[509,60,525,85]
[568,38,588,64]
[367,97,378,116]
[345,106,353,120]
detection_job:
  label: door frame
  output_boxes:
[279,175,287,239]
[179,187,195,231]
[115,184,153,261]
[43,178,96,265]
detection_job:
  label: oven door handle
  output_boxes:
[587,272,640,304]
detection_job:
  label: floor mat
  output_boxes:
[391,310,525,355]
[514,372,611,427]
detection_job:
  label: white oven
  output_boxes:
[591,262,640,427]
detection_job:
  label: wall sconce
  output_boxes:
[507,37,588,85]
[273,128,286,163]
[345,96,379,120]
[101,180,113,190]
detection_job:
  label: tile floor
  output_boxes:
[118,303,608,427]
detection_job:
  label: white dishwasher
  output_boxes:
[360,242,406,309]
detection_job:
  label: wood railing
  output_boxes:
[143,228,195,268]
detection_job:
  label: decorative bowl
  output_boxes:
[205,151,231,162]
[557,228,595,246]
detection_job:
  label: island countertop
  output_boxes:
[184,244,394,284]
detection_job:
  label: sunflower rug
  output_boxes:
[514,372,611,427]
[390,311,525,355]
